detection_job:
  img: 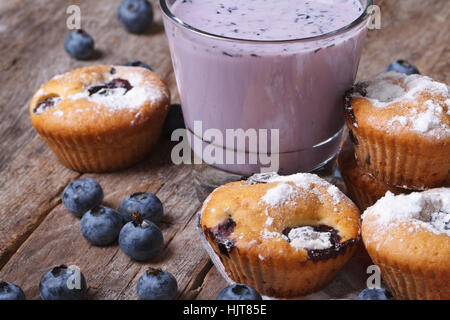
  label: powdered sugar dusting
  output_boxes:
[356,72,448,104]
[36,67,168,118]
[270,173,345,205]
[413,105,443,133]
[260,183,298,207]
[388,99,446,134]
[68,85,163,111]
[362,188,450,239]
[53,110,64,117]
[288,226,332,250]
[67,70,167,111]
[260,229,288,241]
[365,77,405,103]
[250,172,346,212]
[352,72,449,137]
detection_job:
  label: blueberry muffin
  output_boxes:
[362,188,450,300]
[200,172,361,298]
[345,72,449,189]
[29,65,170,172]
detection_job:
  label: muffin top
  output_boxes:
[346,72,449,140]
[29,65,170,135]
[362,188,450,267]
[201,173,360,262]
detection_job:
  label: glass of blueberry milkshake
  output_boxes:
[161,0,372,195]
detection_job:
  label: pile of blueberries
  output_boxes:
[63,177,178,300]
[0,177,179,300]
[62,178,164,260]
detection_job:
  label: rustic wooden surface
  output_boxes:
[0,0,448,300]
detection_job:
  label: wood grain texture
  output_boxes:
[0,0,448,300]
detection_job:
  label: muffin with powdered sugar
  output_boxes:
[345,72,449,189]
[29,65,170,172]
[362,188,450,300]
[200,172,360,298]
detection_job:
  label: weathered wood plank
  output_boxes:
[0,135,80,268]
[194,266,228,300]
[358,0,449,82]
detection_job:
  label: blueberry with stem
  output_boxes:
[119,211,163,261]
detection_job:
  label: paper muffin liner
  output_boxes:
[343,178,383,212]
[338,148,412,211]
[366,249,450,300]
[348,125,449,190]
[35,124,161,173]
[197,212,360,299]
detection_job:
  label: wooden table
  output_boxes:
[0,0,448,300]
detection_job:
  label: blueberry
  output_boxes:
[216,284,262,300]
[39,265,87,300]
[118,192,163,223]
[118,0,154,34]
[62,178,103,218]
[124,61,153,71]
[81,205,123,246]
[163,104,186,138]
[136,268,177,300]
[64,29,95,60]
[119,212,163,261]
[385,60,420,75]
[357,287,395,300]
[0,281,25,300]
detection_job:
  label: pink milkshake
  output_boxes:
[161,0,372,175]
